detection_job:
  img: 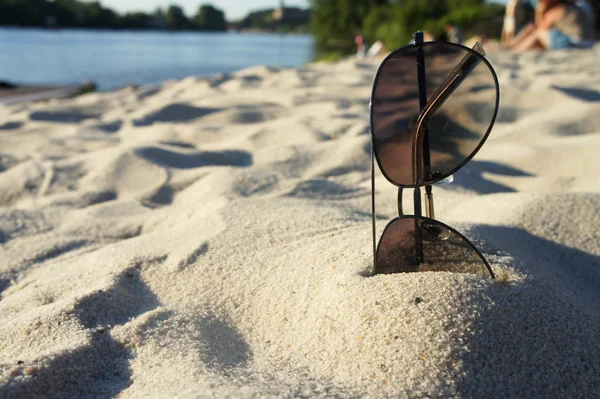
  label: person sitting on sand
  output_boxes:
[502,0,520,45]
[355,33,366,59]
[445,24,464,44]
[509,0,595,51]
[502,0,537,46]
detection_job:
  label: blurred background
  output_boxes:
[0,0,599,91]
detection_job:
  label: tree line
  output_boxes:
[0,0,227,31]
[310,0,506,53]
[230,8,310,33]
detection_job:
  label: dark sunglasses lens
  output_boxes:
[375,218,492,277]
[371,42,498,186]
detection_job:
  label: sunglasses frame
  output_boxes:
[369,34,500,278]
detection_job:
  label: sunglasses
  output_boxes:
[370,32,499,278]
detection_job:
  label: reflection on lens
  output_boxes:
[371,42,499,186]
[375,217,493,277]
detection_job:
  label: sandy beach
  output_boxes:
[0,46,599,397]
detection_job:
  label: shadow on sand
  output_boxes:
[135,147,252,169]
[451,224,600,396]
[30,111,98,123]
[0,121,23,131]
[196,315,251,373]
[0,334,132,398]
[552,85,600,102]
[449,160,533,194]
[0,267,162,398]
[133,103,221,126]
[475,224,600,310]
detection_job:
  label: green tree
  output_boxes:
[54,0,87,27]
[310,0,388,51]
[81,1,119,28]
[373,0,489,49]
[121,12,151,29]
[0,0,49,26]
[0,0,215,30]
[193,4,227,31]
[363,5,391,44]
[151,8,168,29]
[166,4,188,30]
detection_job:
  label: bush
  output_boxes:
[426,4,505,39]
[363,6,391,44]
[311,0,388,48]
[316,51,345,62]
[375,0,453,49]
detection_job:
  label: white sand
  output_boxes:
[1,47,599,398]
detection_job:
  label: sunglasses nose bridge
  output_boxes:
[399,185,431,219]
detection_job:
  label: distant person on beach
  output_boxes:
[355,34,366,59]
[502,0,539,45]
[445,25,464,44]
[509,0,595,51]
[502,0,520,45]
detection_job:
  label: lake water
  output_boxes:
[0,29,315,90]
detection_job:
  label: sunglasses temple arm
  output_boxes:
[371,137,377,274]
[417,42,485,131]
[414,31,427,266]
[416,43,485,219]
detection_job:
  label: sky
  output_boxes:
[96,0,310,21]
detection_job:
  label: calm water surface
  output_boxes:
[0,29,315,89]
